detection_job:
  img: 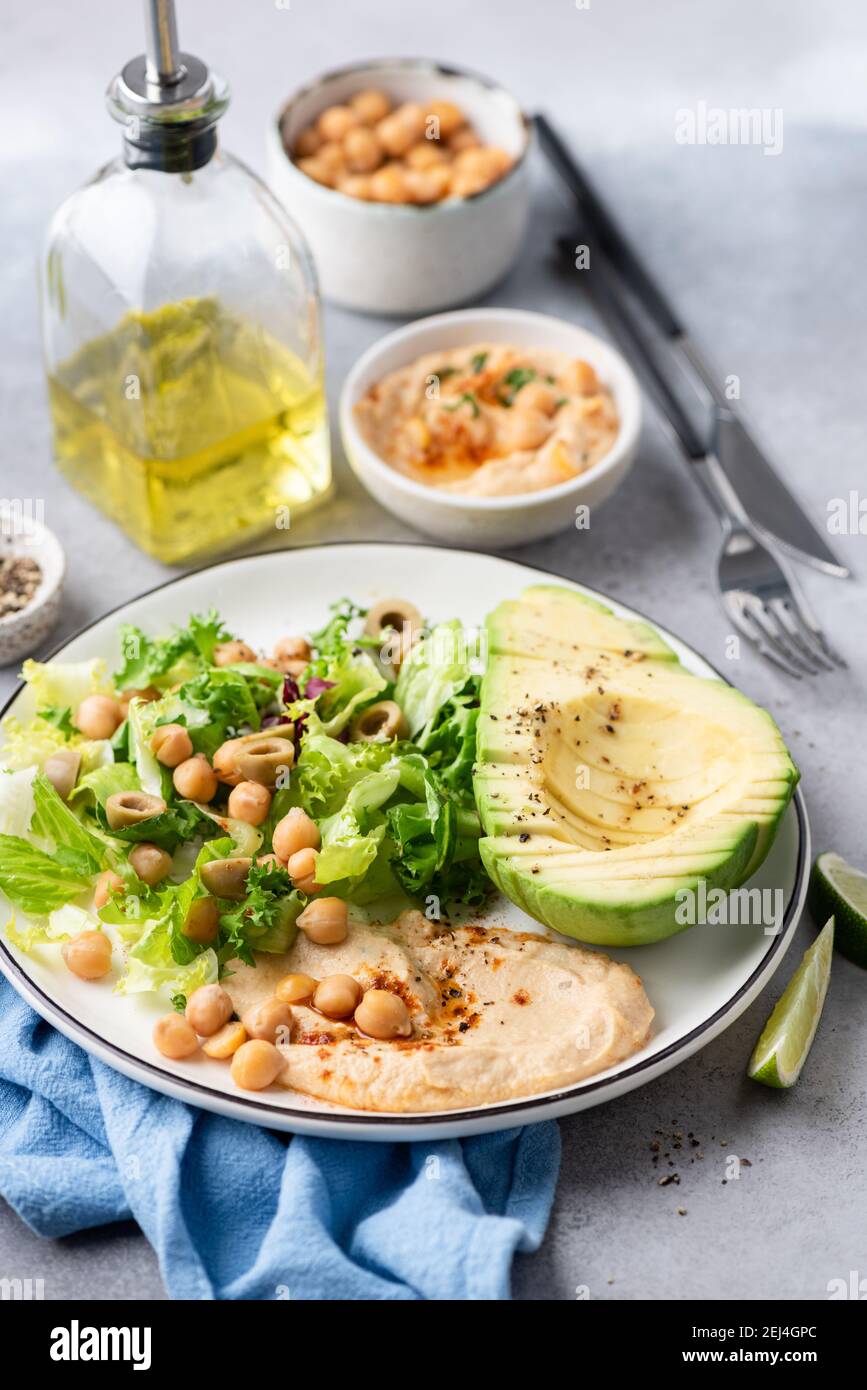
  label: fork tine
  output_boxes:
[768,597,836,672]
[722,594,804,679]
[775,569,848,669]
[748,600,821,675]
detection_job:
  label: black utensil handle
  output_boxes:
[553,236,707,460]
[537,113,684,341]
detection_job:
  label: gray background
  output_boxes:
[2,0,866,1300]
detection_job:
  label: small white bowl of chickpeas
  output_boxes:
[266,59,532,315]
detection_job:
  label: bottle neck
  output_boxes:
[122,118,219,172]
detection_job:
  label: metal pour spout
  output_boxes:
[107,0,229,171]
[144,0,185,87]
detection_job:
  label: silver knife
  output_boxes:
[539,115,850,578]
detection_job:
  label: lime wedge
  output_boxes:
[809,851,867,969]
[748,919,834,1089]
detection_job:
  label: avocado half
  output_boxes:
[474,585,799,946]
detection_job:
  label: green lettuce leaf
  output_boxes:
[113,610,233,691]
[31,772,106,875]
[5,903,97,953]
[219,860,303,963]
[0,836,93,914]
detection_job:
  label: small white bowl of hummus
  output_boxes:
[340,308,642,547]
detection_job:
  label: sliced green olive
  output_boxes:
[105,790,167,830]
[200,856,252,899]
[234,736,295,788]
[350,700,409,742]
[182,896,220,944]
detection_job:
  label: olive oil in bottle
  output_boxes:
[40,0,331,564]
[47,297,330,564]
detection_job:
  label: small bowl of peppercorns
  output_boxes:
[0,513,66,666]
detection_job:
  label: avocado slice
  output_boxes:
[475,586,799,946]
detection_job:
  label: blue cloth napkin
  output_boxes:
[0,978,560,1300]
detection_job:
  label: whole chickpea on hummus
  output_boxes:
[354,344,620,497]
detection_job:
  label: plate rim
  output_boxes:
[0,540,809,1135]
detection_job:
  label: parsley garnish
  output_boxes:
[497,367,538,406]
[469,351,489,374]
[444,392,481,419]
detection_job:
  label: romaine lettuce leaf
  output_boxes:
[0,836,93,914]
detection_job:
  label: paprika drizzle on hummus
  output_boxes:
[354,343,620,497]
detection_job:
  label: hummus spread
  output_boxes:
[223,910,653,1113]
[354,344,620,498]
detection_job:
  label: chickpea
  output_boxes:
[272,806,320,862]
[255,852,283,871]
[118,685,161,719]
[343,125,382,173]
[62,929,113,980]
[296,896,348,945]
[337,174,374,200]
[74,694,122,741]
[516,381,559,416]
[182,896,219,945]
[293,125,321,158]
[202,1020,247,1059]
[275,972,318,1004]
[499,407,552,452]
[242,998,293,1044]
[231,1039,282,1091]
[571,359,600,394]
[272,635,312,671]
[213,737,244,786]
[105,790,166,830]
[129,842,172,887]
[316,104,358,143]
[450,146,512,198]
[297,155,336,188]
[355,988,412,1040]
[337,173,375,201]
[213,640,257,667]
[404,167,451,204]
[151,722,193,768]
[173,754,218,803]
[350,88,391,125]
[317,141,347,176]
[153,1013,199,1060]
[448,126,481,154]
[314,974,362,1019]
[369,163,410,204]
[185,983,233,1037]
[200,856,251,899]
[405,141,447,170]
[427,100,465,140]
[376,103,426,157]
[94,870,124,908]
[44,747,81,801]
[227,780,272,826]
[286,846,321,895]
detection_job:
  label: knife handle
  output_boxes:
[538,114,685,341]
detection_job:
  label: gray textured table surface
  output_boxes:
[2,0,866,1301]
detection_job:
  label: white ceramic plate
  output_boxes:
[0,544,809,1141]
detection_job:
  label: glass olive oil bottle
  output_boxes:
[40,0,330,564]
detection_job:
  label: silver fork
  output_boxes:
[579,256,845,676]
[694,422,846,678]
